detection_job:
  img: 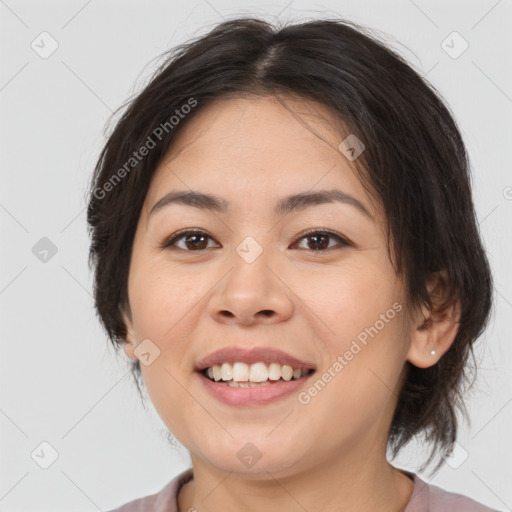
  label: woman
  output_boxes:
[87,16,499,512]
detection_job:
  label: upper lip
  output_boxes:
[195,346,316,372]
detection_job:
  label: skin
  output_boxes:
[122,94,460,512]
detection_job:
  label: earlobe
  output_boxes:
[406,270,461,369]
[123,339,137,361]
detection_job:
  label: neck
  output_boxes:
[178,448,414,512]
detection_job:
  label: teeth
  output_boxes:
[249,362,268,382]
[268,363,281,380]
[281,365,293,381]
[221,362,232,381]
[212,364,222,381]
[205,362,311,384]
[232,362,249,382]
[227,380,272,387]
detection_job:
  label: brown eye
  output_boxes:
[293,230,350,252]
[161,228,350,253]
[161,230,218,251]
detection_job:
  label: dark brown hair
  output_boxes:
[86,17,493,473]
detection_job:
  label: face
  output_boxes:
[122,95,420,478]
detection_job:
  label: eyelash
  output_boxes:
[160,228,351,253]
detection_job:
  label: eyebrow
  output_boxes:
[149,188,373,220]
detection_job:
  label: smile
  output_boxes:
[203,361,313,386]
[197,366,316,406]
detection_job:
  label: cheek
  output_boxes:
[128,260,203,338]
[294,260,400,335]
[297,263,407,421]
[301,320,407,446]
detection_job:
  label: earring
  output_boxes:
[430,349,437,356]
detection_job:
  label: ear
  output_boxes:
[121,307,138,361]
[406,270,461,369]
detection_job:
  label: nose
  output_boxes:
[207,250,294,326]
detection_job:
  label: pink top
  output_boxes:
[106,468,500,512]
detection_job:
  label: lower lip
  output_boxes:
[198,372,315,406]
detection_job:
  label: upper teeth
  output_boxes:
[206,362,307,382]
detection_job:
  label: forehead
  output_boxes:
[144,95,381,220]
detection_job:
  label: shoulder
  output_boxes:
[105,468,193,512]
[404,471,502,512]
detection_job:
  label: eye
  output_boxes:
[160,229,219,251]
[292,229,351,252]
[160,228,350,253]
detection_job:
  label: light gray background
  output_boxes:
[1,0,511,510]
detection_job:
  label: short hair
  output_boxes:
[86,17,493,473]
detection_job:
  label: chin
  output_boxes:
[192,436,309,478]
[203,453,304,479]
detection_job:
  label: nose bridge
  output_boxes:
[207,234,293,325]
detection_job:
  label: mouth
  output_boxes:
[200,362,315,387]
[194,346,317,406]
[197,366,316,406]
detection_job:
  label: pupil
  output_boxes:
[186,234,207,250]
[309,234,328,250]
